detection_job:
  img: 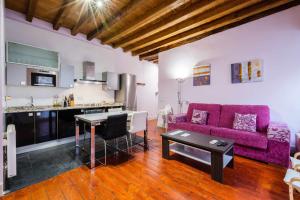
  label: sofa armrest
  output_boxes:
[266,122,290,167]
[267,122,290,143]
[167,113,187,124]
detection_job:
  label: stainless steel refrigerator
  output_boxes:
[115,74,137,111]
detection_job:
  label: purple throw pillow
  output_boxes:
[233,113,257,132]
[191,110,208,125]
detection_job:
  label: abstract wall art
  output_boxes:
[193,64,211,86]
[231,59,263,83]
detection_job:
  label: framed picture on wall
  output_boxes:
[231,59,263,84]
[193,64,211,86]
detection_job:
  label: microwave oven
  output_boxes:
[27,68,58,87]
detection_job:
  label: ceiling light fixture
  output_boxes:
[95,0,104,8]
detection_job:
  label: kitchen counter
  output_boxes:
[5,103,124,113]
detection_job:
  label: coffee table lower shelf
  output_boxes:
[169,143,233,168]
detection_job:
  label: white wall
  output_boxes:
[0,0,5,191]
[159,6,300,145]
[5,12,115,105]
[114,49,158,116]
[4,9,158,119]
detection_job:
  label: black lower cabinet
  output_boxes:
[58,109,84,139]
[35,111,57,143]
[6,112,35,147]
[5,107,118,147]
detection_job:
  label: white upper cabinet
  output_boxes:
[59,65,75,88]
[102,72,120,90]
[6,63,27,86]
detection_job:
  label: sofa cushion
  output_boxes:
[211,127,268,150]
[187,103,221,126]
[233,113,257,132]
[219,105,270,133]
[191,110,208,125]
[171,122,212,135]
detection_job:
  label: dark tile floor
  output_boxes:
[7,136,143,192]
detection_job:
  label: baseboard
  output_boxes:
[16,135,88,154]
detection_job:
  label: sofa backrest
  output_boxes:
[187,103,221,126]
[219,105,270,133]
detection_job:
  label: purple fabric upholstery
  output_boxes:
[267,122,290,143]
[167,103,291,167]
[186,103,221,126]
[167,114,187,131]
[167,113,187,124]
[267,140,290,167]
[219,105,270,132]
[234,145,267,162]
[168,122,212,135]
[211,127,268,150]
[266,122,290,167]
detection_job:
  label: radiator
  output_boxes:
[7,124,16,178]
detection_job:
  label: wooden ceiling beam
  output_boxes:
[71,8,91,36]
[124,0,259,52]
[113,0,222,48]
[101,0,187,45]
[139,54,158,61]
[139,50,160,60]
[132,0,293,56]
[87,0,144,41]
[150,59,158,64]
[138,0,300,59]
[53,0,73,31]
[152,59,158,64]
[26,0,39,22]
[140,55,158,61]
[147,55,159,62]
[138,53,158,63]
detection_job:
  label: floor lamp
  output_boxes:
[176,78,185,113]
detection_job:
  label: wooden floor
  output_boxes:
[1,120,299,200]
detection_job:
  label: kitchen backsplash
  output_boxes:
[5,83,115,107]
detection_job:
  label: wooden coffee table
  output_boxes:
[161,130,234,183]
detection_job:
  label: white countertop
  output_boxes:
[75,110,134,123]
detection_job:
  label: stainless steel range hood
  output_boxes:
[74,61,105,84]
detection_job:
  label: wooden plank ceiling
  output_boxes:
[5,0,300,64]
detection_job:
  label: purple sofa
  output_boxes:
[168,103,291,167]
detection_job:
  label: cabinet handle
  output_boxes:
[36,112,41,116]
[28,113,33,117]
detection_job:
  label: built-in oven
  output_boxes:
[27,68,58,87]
